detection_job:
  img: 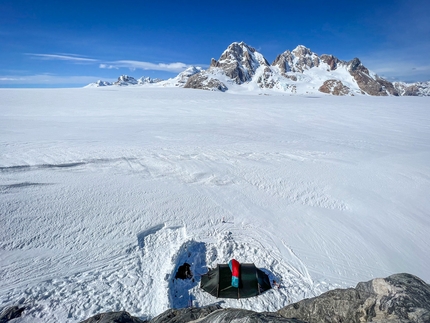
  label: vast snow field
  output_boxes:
[1,87,429,322]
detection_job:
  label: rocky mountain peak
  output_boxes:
[211,41,270,84]
[114,75,138,86]
[86,42,428,96]
[137,76,162,85]
[348,57,364,72]
[272,45,320,73]
[291,45,314,58]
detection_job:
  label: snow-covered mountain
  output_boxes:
[157,66,203,87]
[210,42,270,84]
[85,75,162,87]
[393,81,430,96]
[185,42,402,96]
[138,76,163,85]
[85,42,429,96]
[84,80,113,87]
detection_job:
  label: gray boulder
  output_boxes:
[149,305,222,323]
[278,273,430,323]
[79,311,146,323]
[194,308,307,323]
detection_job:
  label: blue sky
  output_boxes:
[1,0,429,87]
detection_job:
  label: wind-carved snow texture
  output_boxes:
[1,88,430,323]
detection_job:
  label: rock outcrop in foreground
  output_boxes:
[74,273,430,323]
[278,273,430,323]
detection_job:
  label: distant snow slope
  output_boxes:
[1,88,429,322]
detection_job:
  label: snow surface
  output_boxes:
[1,87,429,322]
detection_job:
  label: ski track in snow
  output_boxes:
[1,88,430,322]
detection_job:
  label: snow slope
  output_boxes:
[1,88,429,322]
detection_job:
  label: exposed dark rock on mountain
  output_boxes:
[347,58,399,96]
[272,46,320,74]
[278,273,430,323]
[210,42,270,84]
[320,54,340,71]
[184,73,228,92]
[394,81,430,96]
[319,80,352,96]
[172,66,203,86]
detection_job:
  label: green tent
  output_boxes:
[200,263,272,299]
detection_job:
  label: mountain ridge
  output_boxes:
[86,42,429,96]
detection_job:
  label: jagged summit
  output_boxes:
[272,46,320,74]
[115,75,138,86]
[210,41,270,84]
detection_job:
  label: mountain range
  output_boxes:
[86,42,430,96]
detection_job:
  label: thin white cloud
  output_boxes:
[0,77,26,81]
[99,64,118,69]
[100,60,190,73]
[28,53,195,73]
[29,54,99,62]
[0,74,114,85]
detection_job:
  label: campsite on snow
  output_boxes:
[1,85,429,322]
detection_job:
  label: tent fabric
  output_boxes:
[200,263,271,299]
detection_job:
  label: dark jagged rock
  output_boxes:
[0,306,25,323]
[211,42,269,84]
[375,76,399,96]
[320,54,340,71]
[347,58,399,96]
[278,273,430,323]
[149,305,222,323]
[79,311,146,323]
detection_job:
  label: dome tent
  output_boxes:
[200,263,271,299]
